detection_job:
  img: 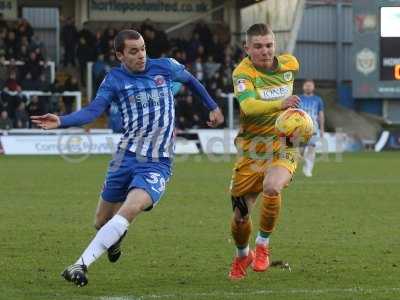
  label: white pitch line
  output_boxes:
[99,287,400,300]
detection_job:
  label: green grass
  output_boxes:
[0,152,400,300]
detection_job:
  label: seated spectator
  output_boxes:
[14,102,29,128]
[0,110,13,129]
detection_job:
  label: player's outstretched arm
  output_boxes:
[31,75,114,129]
[30,96,109,129]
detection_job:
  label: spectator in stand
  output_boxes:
[140,18,154,34]
[78,22,95,47]
[77,37,93,85]
[0,110,13,129]
[142,27,156,57]
[30,35,47,59]
[176,94,204,129]
[107,52,119,68]
[103,39,115,57]
[5,30,17,59]
[92,53,107,94]
[62,75,79,114]
[22,51,43,79]
[193,21,212,55]
[16,18,34,43]
[94,30,103,55]
[20,72,40,90]
[27,95,44,127]
[0,55,7,84]
[203,56,220,82]
[0,28,7,50]
[192,57,204,82]
[61,17,78,67]
[101,27,117,53]
[36,74,51,113]
[18,35,29,50]
[186,33,202,63]
[16,44,29,62]
[208,34,225,63]
[3,71,25,119]
[14,102,29,128]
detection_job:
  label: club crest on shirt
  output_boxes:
[283,72,293,82]
[154,75,166,86]
[236,79,247,92]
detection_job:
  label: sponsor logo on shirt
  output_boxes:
[259,85,290,100]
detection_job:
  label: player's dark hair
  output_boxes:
[303,79,315,85]
[114,29,142,53]
[246,23,274,39]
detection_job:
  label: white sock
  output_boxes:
[236,245,250,257]
[304,146,316,174]
[255,235,270,246]
[75,214,129,267]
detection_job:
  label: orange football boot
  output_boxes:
[252,244,270,272]
[228,250,254,280]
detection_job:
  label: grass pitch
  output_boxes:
[0,152,399,300]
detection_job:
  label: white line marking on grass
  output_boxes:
[99,287,400,300]
[295,179,400,185]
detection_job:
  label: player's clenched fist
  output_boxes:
[282,95,300,109]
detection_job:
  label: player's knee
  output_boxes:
[263,181,282,196]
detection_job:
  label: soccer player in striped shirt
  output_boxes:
[228,24,301,280]
[299,79,325,177]
[31,29,224,287]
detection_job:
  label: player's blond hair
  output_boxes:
[246,23,275,43]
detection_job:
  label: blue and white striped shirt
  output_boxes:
[60,58,217,158]
[299,94,324,133]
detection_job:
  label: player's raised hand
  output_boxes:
[30,113,61,130]
[282,95,300,109]
[207,107,224,128]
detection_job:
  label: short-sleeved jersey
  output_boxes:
[299,95,324,132]
[232,54,299,156]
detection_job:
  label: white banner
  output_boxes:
[195,129,238,154]
[0,0,17,20]
[0,134,199,155]
[88,0,212,22]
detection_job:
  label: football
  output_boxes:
[275,108,314,146]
